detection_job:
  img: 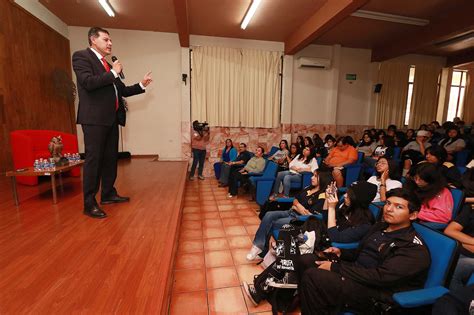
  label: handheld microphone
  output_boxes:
[111,56,125,79]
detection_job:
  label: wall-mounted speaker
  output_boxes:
[374,84,382,93]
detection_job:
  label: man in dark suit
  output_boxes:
[73,27,152,219]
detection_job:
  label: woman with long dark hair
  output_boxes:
[268,140,289,171]
[406,163,453,224]
[270,146,318,199]
[423,146,462,188]
[304,136,314,149]
[296,136,305,151]
[367,157,402,202]
[438,125,466,161]
[214,138,237,179]
[246,171,333,260]
[325,181,377,243]
[357,132,377,157]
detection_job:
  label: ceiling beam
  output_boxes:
[372,5,474,62]
[173,0,189,47]
[447,49,474,68]
[284,0,368,55]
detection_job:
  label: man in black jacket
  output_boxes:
[73,27,152,218]
[298,188,431,314]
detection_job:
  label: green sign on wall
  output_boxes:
[346,74,357,80]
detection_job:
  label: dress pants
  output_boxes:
[295,254,387,315]
[82,122,119,209]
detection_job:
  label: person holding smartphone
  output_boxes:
[296,188,430,314]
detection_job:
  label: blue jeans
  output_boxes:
[449,254,474,291]
[190,148,206,177]
[253,210,298,251]
[272,171,302,196]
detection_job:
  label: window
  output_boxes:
[446,70,467,121]
[404,65,415,126]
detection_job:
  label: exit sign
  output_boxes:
[346,74,357,80]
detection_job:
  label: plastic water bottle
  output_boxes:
[49,158,56,170]
[75,153,80,162]
[34,160,39,171]
[38,159,44,171]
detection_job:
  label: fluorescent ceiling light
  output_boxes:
[351,10,429,26]
[99,0,115,17]
[241,0,261,30]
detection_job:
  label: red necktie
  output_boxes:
[101,57,118,111]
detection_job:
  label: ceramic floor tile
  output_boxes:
[236,264,265,283]
[203,212,221,219]
[206,266,240,289]
[241,285,273,313]
[203,237,229,251]
[185,196,199,201]
[181,220,202,230]
[208,287,248,314]
[224,225,248,236]
[217,200,233,206]
[183,201,200,207]
[202,205,219,212]
[237,209,257,217]
[227,235,253,249]
[232,199,249,204]
[203,219,223,228]
[174,252,205,270]
[245,225,259,236]
[230,248,254,265]
[222,218,243,227]
[219,211,240,219]
[201,195,215,201]
[182,213,202,221]
[183,206,201,214]
[205,250,234,268]
[241,216,260,225]
[178,240,204,253]
[169,291,208,315]
[180,228,203,240]
[218,204,234,211]
[235,204,252,210]
[203,227,226,239]
[173,268,206,293]
[201,200,218,206]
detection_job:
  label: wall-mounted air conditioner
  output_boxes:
[297,57,331,69]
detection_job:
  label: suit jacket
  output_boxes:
[72,48,145,126]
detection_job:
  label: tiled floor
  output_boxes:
[169,177,275,315]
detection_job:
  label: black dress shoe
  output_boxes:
[100,195,130,205]
[83,205,107,219]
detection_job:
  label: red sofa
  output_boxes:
[10,130,81,185]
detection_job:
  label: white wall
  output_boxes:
[68,27,183,159]
[336,47,374,125]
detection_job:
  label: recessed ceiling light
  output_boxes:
[241,0,261,30]
[98,0,115,17]
[351,10,429,26]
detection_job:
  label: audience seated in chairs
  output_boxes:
[218,142,252,187]
[246,170,332,261]
[439,124,466,162]
[416,145,463,189]
[323,134,336,155]
[324,180,377,244]
[401,130,432,177]
[267,140,289,172]
[462,160,474,205]
[405,163,453,224]
[444,204,474,291]
[296,188,430,315]
[367,156,402,203]
[363,135,395,169]
[227,146,265,198]
[321,136,358,187]
[214,138,237,179]
[270,146,318,199]
[287,143,299,164]
[357,132,377,158]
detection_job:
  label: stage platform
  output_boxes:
[0,158,187,314]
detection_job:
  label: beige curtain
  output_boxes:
[375,62,410,128]
[191,46,282,128]
[462,71,474,123]
[408,64,441,128]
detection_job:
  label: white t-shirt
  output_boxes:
[367,176,403,202]
[289,155,319,174]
